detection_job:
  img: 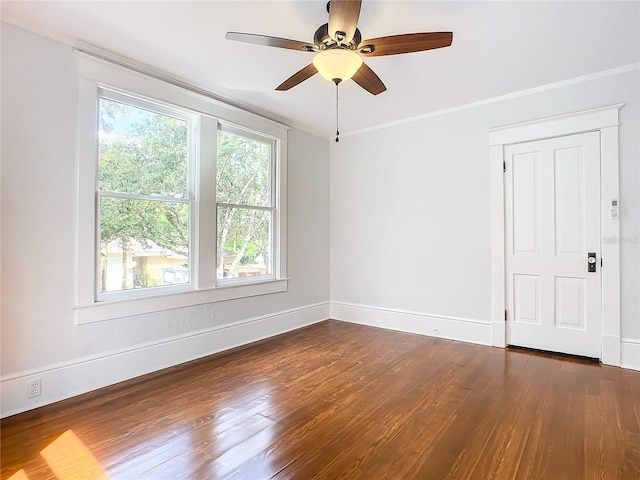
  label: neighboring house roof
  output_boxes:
[102,238,187,259]
[223,249,237,258]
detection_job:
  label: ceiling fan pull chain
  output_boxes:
[335,80,340,142]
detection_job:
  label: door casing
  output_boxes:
[488,104,623,365]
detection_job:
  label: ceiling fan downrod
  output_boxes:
[335,79,340,142]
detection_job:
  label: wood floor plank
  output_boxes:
[2,320,639,480]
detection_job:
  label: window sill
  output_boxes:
[74,279,289,324]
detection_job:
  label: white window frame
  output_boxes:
[74,52,288,324]
[96,88,197,301]
[215,122,278,286]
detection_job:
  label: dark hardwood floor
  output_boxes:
[2,320,639,479]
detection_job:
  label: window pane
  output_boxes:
[99,98,188,198]
[217,206,271,280]
[100,197,189,292]
[216,130,271,207]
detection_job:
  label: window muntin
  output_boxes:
[216,126,276,282]
[97,91,193,296]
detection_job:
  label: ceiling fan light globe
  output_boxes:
[313,49,363,83]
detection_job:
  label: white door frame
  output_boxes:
[488,104,623,366]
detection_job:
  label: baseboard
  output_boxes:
[1,302,330,418]
[621,337,640,371]
[330,301,492,346]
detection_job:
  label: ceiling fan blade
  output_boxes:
[328,0,362,44]
[276,64,319,91]
[351,63,386,95]
[226,32,318,52]
[358,32,453,57]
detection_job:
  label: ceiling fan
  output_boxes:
[226,0,453,95]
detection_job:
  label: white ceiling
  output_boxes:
[2,1,639,138]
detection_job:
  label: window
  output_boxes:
[75,53,288,322]
[216,126,275,282]
[98,91,194,297]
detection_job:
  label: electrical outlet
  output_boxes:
[28,378,42,398]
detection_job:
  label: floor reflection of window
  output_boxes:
[208,384,277,477]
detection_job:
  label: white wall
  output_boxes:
[0,23,330,416]
[330,68,639,359]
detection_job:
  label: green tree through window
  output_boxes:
[216,128,274,280]
[98,97,190,292]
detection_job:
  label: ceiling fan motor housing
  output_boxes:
[314,23,362,50]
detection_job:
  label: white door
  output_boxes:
[505,131,601,358]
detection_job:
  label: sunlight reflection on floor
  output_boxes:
[8,429,110,480]
[7,469,30,480]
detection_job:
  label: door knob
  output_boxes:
[587,252,597,273]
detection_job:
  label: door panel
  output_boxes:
[514,274,540,324]
[512,151,540,255]
[505,131,601,358]
[554,147,584,256]
[554,276,585,329]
